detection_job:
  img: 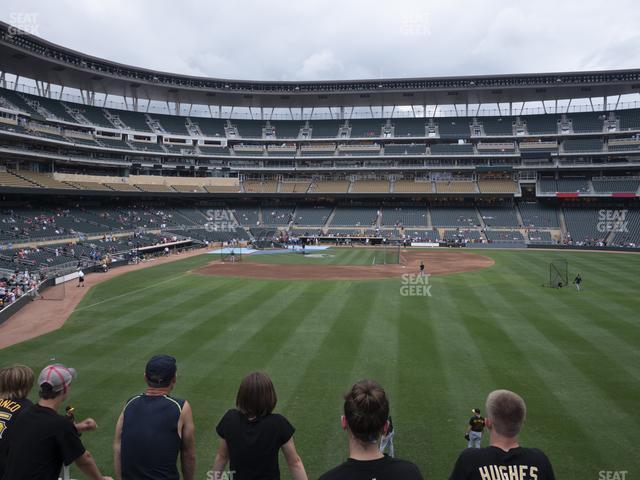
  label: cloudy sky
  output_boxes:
[2,0,639,81]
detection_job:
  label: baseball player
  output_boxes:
[465,408,485,448]
[573,273,582,291]
[419,261,425,277]
[77,269,85,288]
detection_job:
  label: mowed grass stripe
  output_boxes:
[479,258,636,455]
[270,281,353,405]
[452,270,608,473]
[427,277,497,473]
[1,250,639,479]
[61,280,237,357]
[487,253,639,471]
[395,279,464,476]
[271,282,359,476]
[84,278,254,395]
[274,281,385,473]
[502,254,640,374]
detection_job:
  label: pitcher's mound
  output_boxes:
[193,251,494,280]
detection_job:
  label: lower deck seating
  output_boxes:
[484,230,525,242]
[518,202,559,228]
[262,207,294,225]
[381,207,428,227]
[563,208,607,244]
[478,206,520,227]
[330,207,379,227]
[230,206,260,226]
[528,230,554,244]
[430,206,479,227]
[401,229,439,241]
[442,229,482,241]
[609,209,640,246]
[292,206,332,226]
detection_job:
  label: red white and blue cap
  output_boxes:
[38,363,77,393]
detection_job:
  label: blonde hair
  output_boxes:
[0,364,35,400]
[485,389,526,438]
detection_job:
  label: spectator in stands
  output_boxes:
[1,363,112,480]
[114,354,196,480]
[319,379,423,480]
[449,390,556,480]
[212,371,308,480]
[0,364,35,478]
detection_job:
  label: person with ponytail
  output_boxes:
[319,379,423,480]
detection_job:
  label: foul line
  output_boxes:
[73,273,189,313]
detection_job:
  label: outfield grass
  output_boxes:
[1,248,638,479]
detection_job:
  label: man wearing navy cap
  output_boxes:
[113,355,196,480]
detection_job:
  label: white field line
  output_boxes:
[73,273,189,313]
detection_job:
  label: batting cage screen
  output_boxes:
[220,246,242,263]
[372,243,401,265]
[549,259,568,288]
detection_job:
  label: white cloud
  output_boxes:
[295,50,344,80]
[2,0,640,81]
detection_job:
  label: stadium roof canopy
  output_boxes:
[1,20,640,110]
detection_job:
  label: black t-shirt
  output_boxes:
[0,397,33,477]
[216,409,295,480]
[320,455,424,480]
[1,403,85,480]
[449,446,556,480]
[469,416,485,432]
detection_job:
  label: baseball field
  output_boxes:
[0,248,638,479]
